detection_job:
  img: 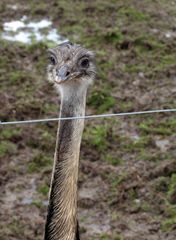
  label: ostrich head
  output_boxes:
[47,42,96,93]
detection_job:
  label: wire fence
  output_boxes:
[0,108,176,126]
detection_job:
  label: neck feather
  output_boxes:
[44,84,87,240]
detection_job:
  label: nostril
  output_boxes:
[65,71,70,77]
[57,66,70,80]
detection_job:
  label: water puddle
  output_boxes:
[165,31,176,39]
[1,16,67,44]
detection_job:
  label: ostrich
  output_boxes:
[44,42,96,240]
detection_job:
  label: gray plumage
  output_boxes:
[44,42,96,240]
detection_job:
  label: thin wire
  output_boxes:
[0,108,176,126]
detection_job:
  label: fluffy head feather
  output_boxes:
[47,42,96,91]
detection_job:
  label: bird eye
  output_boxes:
[49,56,56,65]
[80,58,89,68]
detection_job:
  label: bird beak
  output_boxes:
[55,65,70,84]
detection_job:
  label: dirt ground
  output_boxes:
[0,0,176,239]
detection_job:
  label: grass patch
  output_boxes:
[38,184,49,196]
[162,217,176,232]
[8,70,33,85]
[104,28,124,44]
[134,36,165,52]
[0,55,9,68]
[155,176,169,192]
[26,128,54,151]
[162,203,176,232]
[154,54,176,72]
[83,124,110,152]
[155,176,176,232]
[140,201,151,212]
[129,136,151,149]
[7,219,24,235]
[123,63,147,73]
[1,128,22,139]
[139,119,173,136]
[137,150,172,162]
[27,153,52,173]
[118,135,152,153]
[88,88,116,113]
[105,172,127,197]
[0,141,17,157]
[100,233,123,240]
[119,101,133,111]
[104,153,123,166]
[167,174,176,204]
[131,200,152,213]
[118,7,150,21]
[31,200,44,208]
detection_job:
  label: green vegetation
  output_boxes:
[162,203,176,231]
[100,233,123,240]
[1,128,21,139]
[103,28,124,44]
[140,201,151,212]
[7,219,23,235]
[31,200,44,209]
[139,119,174,136]
[27,154,52,173]
[154,54,176,72]
[38,184,49,196]
[99,233,110,240]
[124,63,147,73]
[134,36,165,52]
[137,150,172,162]
[0,141,17,157]
[0,55,9,68]
[119,101,133,111]
[83,124,110,152]
[9,71,26,84]
[130,199,152,213]
[121,135,151,151]
[155,176,169,192]
[106,172,127,195]
[160,174,176,232]
[167,174,176,203]
[118,7,150,21]
[104,153,123,166]
[162,217,176,232]
[88,89,116,113]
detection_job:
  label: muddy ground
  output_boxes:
[0,0,176,239]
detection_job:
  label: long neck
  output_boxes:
[44,85,87,240]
